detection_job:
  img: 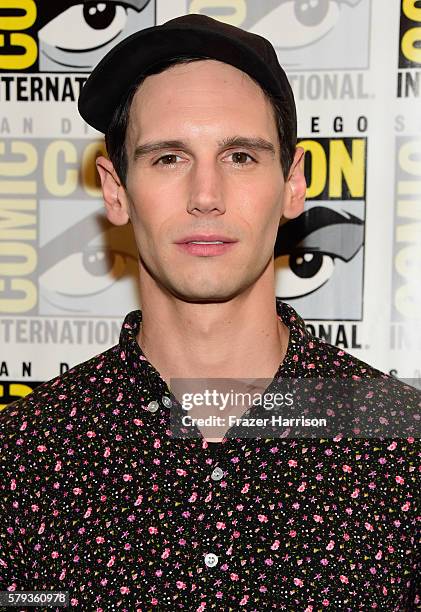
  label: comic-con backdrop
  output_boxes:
[0,0,420,409]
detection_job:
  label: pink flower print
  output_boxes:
[342,464,352,473]
[321,559,329,566]
[104,447,111,457]
[241,483,250,494]
[86,431,96,438]
[322,599,330,606]
[20,421,27,431]
[316,473,323,481]
[230,573,239,580]
[364,522,373,531]
[38,522,45,535]
[176,469,187,476]
[54,461,62,472]
[351,488,360,498]
[96,536,105,544]
[134,495,143,506]
[313,514,323,523]
[73,487,82,495]
[153,439,161,448]
[123,474,132,482]
[271,540,280,550]
[297,481,307,492]
[216,521,226,529]
[387,441,397,451]
[10,479,16,491]
[264,558,273,566]
[233,531,240,538]
[152,484,159,492]
[133,418,143,426]
[292,502,300,509]
[395,475,404,484]
[401,501,410,511]
[51,551,59,559]
[239,595,249,605]
[189,492,198,502]
[325,449,333,456]
[343,533,350,541]
[120,586,129,594]
[116,392,123,401]
[375,550,382,560]
[260,472,267,480]
[37,445,47,452]
[107,556,115,567]
[258,514,268,523]
[148,526,158,534]
[83,507,92,519]
[161,548,170,559]
[294,578,303,587]
[289,530,297,537]
[326,540,335,550]
[339,575,349,583]
[288,459,297,467]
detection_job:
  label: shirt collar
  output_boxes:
[118,298,310,396]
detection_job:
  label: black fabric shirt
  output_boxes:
[0,298,420,611]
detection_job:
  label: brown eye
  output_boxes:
[231,152,252,164]
[159,155,179,165]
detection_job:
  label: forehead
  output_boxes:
[126,59,277,142]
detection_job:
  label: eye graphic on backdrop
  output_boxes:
[39,4,133,53]
[37,0,154,71]
[38,215,139,315]
[274,207,364,299]
[41,247,129,299]
[252,0,363,50]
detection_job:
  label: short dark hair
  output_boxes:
[104,56,296,186]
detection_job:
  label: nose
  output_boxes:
[186,157,225,216]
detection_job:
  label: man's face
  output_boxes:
[122,59,293,303]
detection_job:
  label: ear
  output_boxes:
[282,146,306,220]
[96,155,131,226]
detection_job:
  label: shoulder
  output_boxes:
[0,343,120,435]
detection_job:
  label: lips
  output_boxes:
[175,234,237,244]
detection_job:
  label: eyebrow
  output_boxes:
[132,136,276,161]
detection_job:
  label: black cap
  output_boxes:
[78,13,296,140]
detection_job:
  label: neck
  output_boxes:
[136,274,290,388]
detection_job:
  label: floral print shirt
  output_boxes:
[0,298,420,611]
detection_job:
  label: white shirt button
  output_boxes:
[161,396,172,407]
[147,400,159,413]
[204,553,218,567]
[211,467,223,481]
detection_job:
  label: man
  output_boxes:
[0,14,419,611]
